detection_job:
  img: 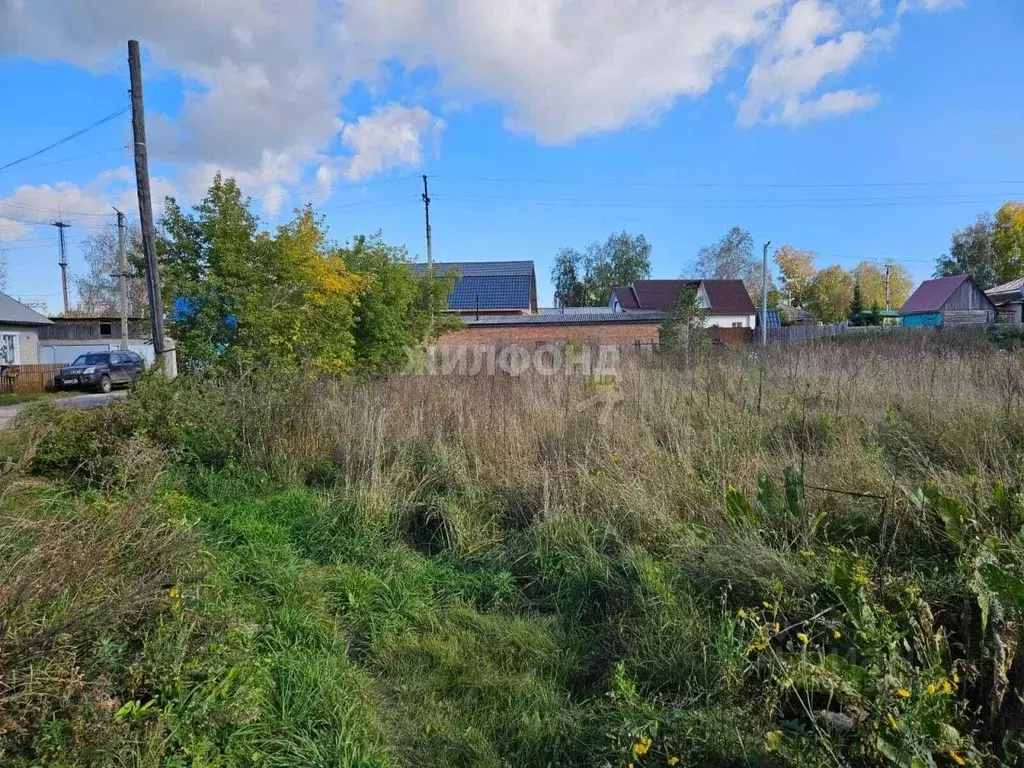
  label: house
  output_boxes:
[37,316,158,366]
[0,291,53,365]
[610,279,757,329]
[985,278,1024,326]
[899,275,996,328]
[412,261,538,316]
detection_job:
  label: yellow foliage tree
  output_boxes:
[994,202,1024,283]
[852,261,913,310]
[774,245,816,307]
[806,265,854,323]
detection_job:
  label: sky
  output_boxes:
[0,0,1022,311]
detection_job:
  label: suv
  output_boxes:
[55,351,144,393]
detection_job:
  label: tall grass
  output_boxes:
[2,331,1024,766]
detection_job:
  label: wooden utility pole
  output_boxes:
[422,174,433,270]
[761,240,771,345]
[52,220,71,314]
[114,208,129,351]
[884,263,891,311]
[128,40,173,377]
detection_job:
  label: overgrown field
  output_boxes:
[3,333,1024,767]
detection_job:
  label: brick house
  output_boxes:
[0,291,52,365]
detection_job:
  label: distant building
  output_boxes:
[37,316,158,366]
[0,291,53,365]
[412,261,538,317]
[985,278,1024,326]
[610,279,757,329]
[899,275,996,328]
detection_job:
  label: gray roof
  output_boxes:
[462,311,665,327]
[412,260,536,311]
[0,291,53,325]
[537,306,615,316]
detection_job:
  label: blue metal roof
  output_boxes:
[412,260,535,310]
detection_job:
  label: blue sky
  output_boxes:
[1,0,1022,310]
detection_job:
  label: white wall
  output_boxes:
[0,327,40,365]
[704,314,756,329]
[39,340,155,367]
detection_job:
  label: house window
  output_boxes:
[732,322,743,328]
[99,322,113,337]
[0,333,19,365]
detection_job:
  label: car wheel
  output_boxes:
[97,375,112,394]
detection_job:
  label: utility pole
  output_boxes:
[884,263,891,311]
[52,220,71,314]
[114,208,129,351]
[761,240,771,345]
[422,174,433,270]
[128,40,174,378]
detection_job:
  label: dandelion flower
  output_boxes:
[667,758,680,766]
[832,630,842,640]
[949,750,967,766]
[737,608,748,618]
[896,688,911,699]
[796,632,810,646]
[926,684,937,696]
[887,713,900,730]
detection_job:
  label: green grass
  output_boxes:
[3,334,1024,766]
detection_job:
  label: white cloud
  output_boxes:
[340,105,445,181]
[897,0,963,14]
[738,0,895,126]
[0,217,33,241]
[0,0,963,196]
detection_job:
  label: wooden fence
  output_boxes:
[0,364,65,395]
[764,323,939,344]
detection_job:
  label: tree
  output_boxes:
[72,223,149,317]
[849,281,864,324]
[695,226,756,282]
[993,202,1024,284]
[658,284,707,362]
[552,247,587,307]
[852,261,912,310]
[161,175,366,374]
[551,231,651,306]
[342,233,459,373]
[935,215,998,289]
[806,265,854,323]
[774,245,816,307]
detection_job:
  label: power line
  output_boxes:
[433,174,1024,189]
[430,194,1020,210]
[0,146,129,176]
[0,106,130,173]
[0,200,112,217]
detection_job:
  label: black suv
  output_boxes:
[55,351,144,393]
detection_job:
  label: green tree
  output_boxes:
[658,284,707,361]
[342,234,459,372]
[774,245,816,307]
[849,281,864,324]
[935,215,998,288]
[161,174,365,374]
[552,247,587,307]
[806,265,854,324]
[552,231,651,306]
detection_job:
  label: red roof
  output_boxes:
[900,275,969,314]
[613,279,755,315]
